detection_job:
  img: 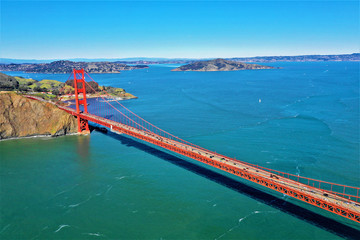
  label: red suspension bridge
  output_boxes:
[28,69,360,223]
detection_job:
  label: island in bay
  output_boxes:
[0,60,149,73]
[171,58,276,71]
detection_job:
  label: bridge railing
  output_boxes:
[250,164,360,202]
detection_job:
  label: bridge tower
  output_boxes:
[73,69,90,133]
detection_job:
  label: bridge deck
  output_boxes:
[57,104,360,222]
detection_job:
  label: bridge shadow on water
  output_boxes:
[100,130,360,239]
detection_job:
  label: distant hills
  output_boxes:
[0,60,148,74]
[1,53,358,65]
[229,53,360,63]
[172,59,275,71]
[0,57,194,64]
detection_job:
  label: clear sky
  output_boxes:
[0,0,359,59]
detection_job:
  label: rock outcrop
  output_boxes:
[0,92,78,140]
[172,58,275,71]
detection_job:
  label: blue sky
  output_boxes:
[1,0,359,59]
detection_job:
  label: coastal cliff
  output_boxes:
[0,92,78,140]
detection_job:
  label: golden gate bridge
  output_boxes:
[27,69,360,223]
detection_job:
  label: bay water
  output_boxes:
[1,62,359,239]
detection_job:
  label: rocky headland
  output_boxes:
[172,58,276,71]
[0,72,138,140]
[0,92,78,140]
[0,60,149,74]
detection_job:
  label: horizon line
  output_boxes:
[1,52,359,61]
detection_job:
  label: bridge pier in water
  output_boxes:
[73,68,90,134]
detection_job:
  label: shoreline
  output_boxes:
[60,94,136,101]
[0,132,83,142]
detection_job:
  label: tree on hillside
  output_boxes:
[52,89,60,96]
[18,85,29,92]
[34,86,47,92]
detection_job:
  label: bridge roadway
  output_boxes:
[56,104,360,222]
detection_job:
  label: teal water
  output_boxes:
[1,62,359,239]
